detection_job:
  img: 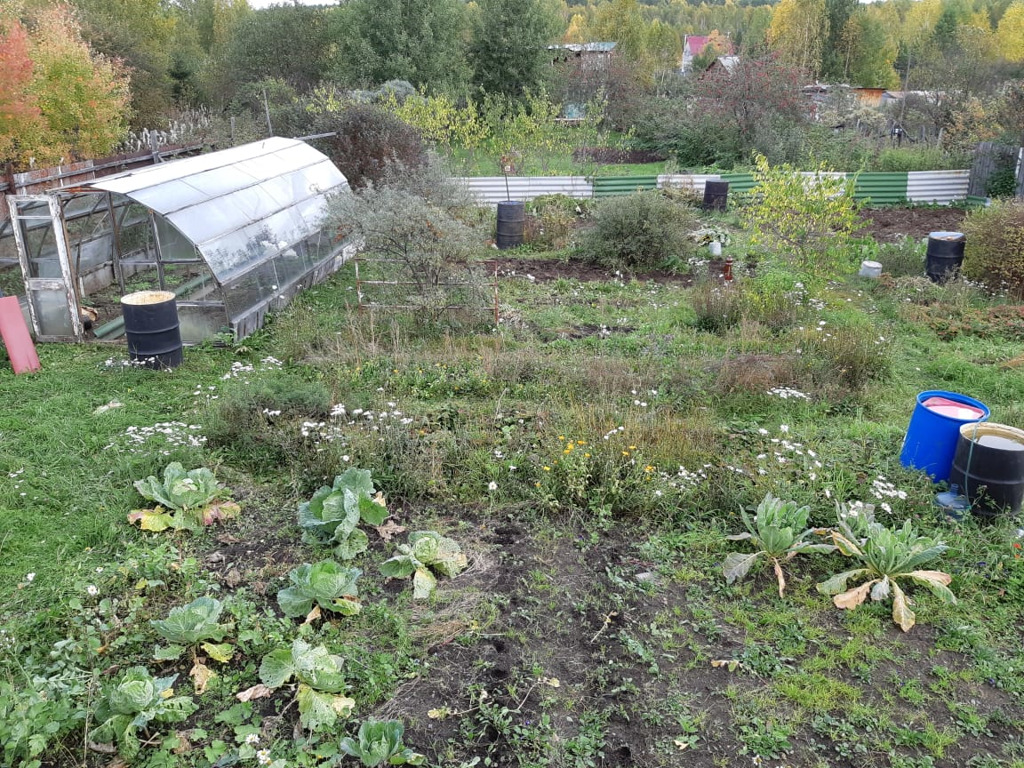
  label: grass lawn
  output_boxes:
[3,209,1024,768]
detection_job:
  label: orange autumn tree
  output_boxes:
[0,3,131,168]
[0,20,46,166]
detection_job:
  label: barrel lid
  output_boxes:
[122,290,176,305]
[922,396,985,420]
[928,231,965,241]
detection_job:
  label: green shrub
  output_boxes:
[576,191,698,272]
[962,200,1024,297]
[316,105,427,189]
[204,374,332,471]
[690,281,744,333]
[872,146,968,172]
[741,270,808,332]
[744,155,860,275]
[798,322,892,392]
[524,194,592,250]
[874,236,925,278]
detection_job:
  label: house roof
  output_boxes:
[684,35,734,56]
[549,42,617,54]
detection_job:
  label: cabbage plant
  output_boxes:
[260,639,355,731]
[278,561,362,619]
[298,468,389,559]
[723,493,835,597]
[379,531,468,599]
[91,667,196,758]
[129,462,240,532]
[818,508,955,632]
[339,720,424,766]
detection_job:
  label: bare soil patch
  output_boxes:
[857,207,967,242]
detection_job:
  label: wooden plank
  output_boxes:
[0,295,41,373]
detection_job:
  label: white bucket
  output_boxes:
[859,260,882,279]
[708,241,722,257]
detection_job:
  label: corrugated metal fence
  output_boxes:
[459,170,972,206]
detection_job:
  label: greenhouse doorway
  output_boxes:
[6,194,84,341]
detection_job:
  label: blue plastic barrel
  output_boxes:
[900,390,989,482]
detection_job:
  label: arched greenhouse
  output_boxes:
[5,137,353,343]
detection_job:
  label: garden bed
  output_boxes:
[3,201,1024,768]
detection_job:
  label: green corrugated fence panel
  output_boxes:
[852,173,908,205]
[592,175,660,197]
[718,173,756,193]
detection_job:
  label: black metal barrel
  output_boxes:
[496,201,525,250]
[950,423,1024,517]
[702,180,730,211]
[925,231,966,283]
[121,290,183,369]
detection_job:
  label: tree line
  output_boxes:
[1,0,1022,169]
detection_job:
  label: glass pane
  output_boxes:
[273,244,307,286]
[155,217,200,263]
[76,234,113,273]
[178,304,229,345]
[202,224,276,280]
[20,222,58,270]
[164,261,218,302]
[222,259,281,319]
[30,290,74,336]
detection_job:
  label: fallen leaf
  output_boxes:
[673,739,690,751]
[304,605,322,625]
[206,551,226,564]
[236,684,274,702]
[710,659,741,672]
[541,677,560,688]
[173,731,192,754]
[189,661,215,695]
[224,568,243,588]
[87,741,117,754]
[376,520,406,542]
[217,534,241,544]
[427,707,450,720]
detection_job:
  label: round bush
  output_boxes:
[316,105,427,189]
[962,200,1024,297]
[576,191,698,272]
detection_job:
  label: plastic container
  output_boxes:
[121,290,183,370]
[950,422,1024,517]
[899,390,989,482]
[935,484,971,521]
[859,260,882,279]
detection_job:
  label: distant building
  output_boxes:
[682,34,734,72]
[704,55,740,75]
[549,42,617,67]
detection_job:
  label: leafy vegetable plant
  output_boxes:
[260,639,355,731]
[818,503,956,631]
[340,720,425,766]
[91,667,197,759]
[298,468,389,559]
[278,561,362,620]
[723,493,835,596]
[129,462,240,532]
[151,596,233,661]
[379,531,468,599]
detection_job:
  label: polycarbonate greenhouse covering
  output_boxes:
[85,137,349,282]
